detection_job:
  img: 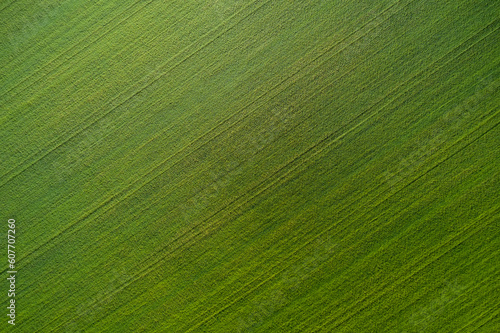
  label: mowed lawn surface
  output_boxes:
[1,0,499,332]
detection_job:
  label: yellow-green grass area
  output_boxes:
[1,0,499,332]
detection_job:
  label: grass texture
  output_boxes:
[1,0,499,332]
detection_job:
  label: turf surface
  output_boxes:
[1,0,499,332]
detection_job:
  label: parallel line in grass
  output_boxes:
[0,0,206,114]
[457,272,500,333]
[306,143,499,326]
[311,202,500,332]
[392,108,500,190]
[1,2,196,112]
[182,141,371,332]
[410,274,496,333]
[453,264,500,333]
[51,24,404,294]
[0,2,200,170]
[0,0,16,14]
[57,66,500,332]
[93,0,411,220]
[182,15,500,296]
[470,309,500,333]
[91,0,403,162]
[15,24,496,330]
[188,115,500,332]
[92,131,354,333]
[0,0,151,89]
[0,5,198,158]
[460,301,500,333]
[358,253,499,332]
[372,244,499,332]
[184,89,500,331]
[77,0,407,199]
[1,0,406,185]
[409,253,500,333]
[85,34,395,254]
[16,3,500,326]
[0,0,268,187]
[477,312,500,332]
[0,0,258,118]
[292,118,500,330]
[296,114,500,331]
[29,17,498,324]
[3,0,412,246]
[50,109,350,332]
[55,55,396,329]
[5,2,498,330]
[159,0,408,157]
[383,58,499,186]
[27,98,500,332]
[14,0,272,269]
[79,74,349,262]
[165,40,492,326]
[2,33,352,314]
[30,35,399,326]
[12,0,406,270]
[8,3,278,316]
[286,119,500,330]
[175,137,496,330]
[331,212,500,333]
[116,63,500,330]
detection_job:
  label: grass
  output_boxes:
[1,0,499,332]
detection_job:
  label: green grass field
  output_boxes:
[1,0,499,332]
